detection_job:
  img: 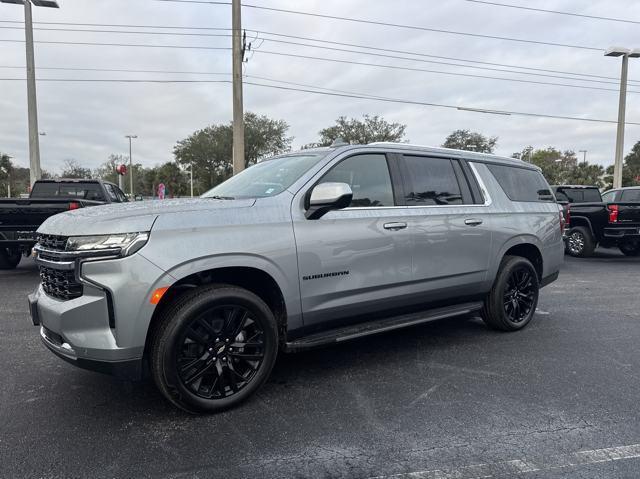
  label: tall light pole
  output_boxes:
[605,47,640,189]
[125,135,137,196]
[0,0,59,186]
[232,0,245,175]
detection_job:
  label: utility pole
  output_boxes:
[0,0,59,185]
[232,0,245,175]
[125,135,137,196]
[25,1,41,185]
[579,149,587,166]
[190,163,194,198]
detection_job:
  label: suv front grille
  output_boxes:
[39,266,83,301]
[37,234,68,251]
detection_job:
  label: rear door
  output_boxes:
[398,154,492,301]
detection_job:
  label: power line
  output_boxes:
[0,25,232,38]
[252,49,640,94]
[0,44,632,94]
[1,74,637,125]
[0,39,230,50]
[155,0,603,51]
[251,30,639,85]
[464,0,640,25]
[0,19,630,83]
[0,19,230,31]
[253,35,626,87]
[0,24,624,85]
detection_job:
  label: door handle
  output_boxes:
[383,222,407,231]
[464,218,483,226]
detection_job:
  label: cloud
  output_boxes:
[1,0,640,174]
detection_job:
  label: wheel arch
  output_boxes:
[495,236,544,281]
[143,258,296,360]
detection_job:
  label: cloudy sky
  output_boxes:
[1,0,640,174]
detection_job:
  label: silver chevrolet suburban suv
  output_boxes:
[29,143,564,413]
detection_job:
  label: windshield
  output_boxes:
[202,153,328,199]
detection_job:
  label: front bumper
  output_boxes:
[28,250,173,380]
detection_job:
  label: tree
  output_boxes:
[514,147,605,187]
[61,159,92,179]
[443,130,498,153]
[311,115,406,147]
[0,153,12,197]
[173,112,292,190]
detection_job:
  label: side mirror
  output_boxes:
[305,182,353,220]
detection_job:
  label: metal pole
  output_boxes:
[7,171,10,198]
[190,163,194,198]
[613,55,628,189]
[24,1,42,186]
[128,136,134,196]
[232,0,245,175]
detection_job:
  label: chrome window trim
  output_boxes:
[468,162,493,207]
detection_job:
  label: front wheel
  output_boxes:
[619,239,640,257]
[150,285,278,414]
[0,248,21,270]
[481,255,540,331]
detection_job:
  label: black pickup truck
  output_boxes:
[0,179,127,269]
[552,185,640,257]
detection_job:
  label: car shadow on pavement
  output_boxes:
[50,314,490,418]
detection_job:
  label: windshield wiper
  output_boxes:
[207,195,235,200]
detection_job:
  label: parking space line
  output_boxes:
[367,443,640,478]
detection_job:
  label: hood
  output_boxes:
[37,197,256,236]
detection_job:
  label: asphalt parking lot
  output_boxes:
[2,250,640,478]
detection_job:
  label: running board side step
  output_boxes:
[284,302,483,352]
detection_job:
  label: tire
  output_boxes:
[619,239,640,257]
[150,284,279,414]
[481,255,540,332]
[565,226,596,258]
[0,248,21,270]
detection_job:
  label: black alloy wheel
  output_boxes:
[481,255,540,331]
[502,266,537,324]
[151,285,278,414]
[176,305,265,400]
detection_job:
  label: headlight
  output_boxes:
[65,232,149,257]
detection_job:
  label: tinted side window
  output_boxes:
[621,189,640,202]
[487,164,554,202]
[403,156,463,205]
[601,191,616,203]
[104,184,118,202]
[319,154,394,207]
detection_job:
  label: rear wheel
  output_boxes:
[150,285,278,414]
[481,255,539,332]
[619,239,640,257]
[0,248,21,270]
[565,226,595,258]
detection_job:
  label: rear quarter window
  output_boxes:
[486,164,554,202]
